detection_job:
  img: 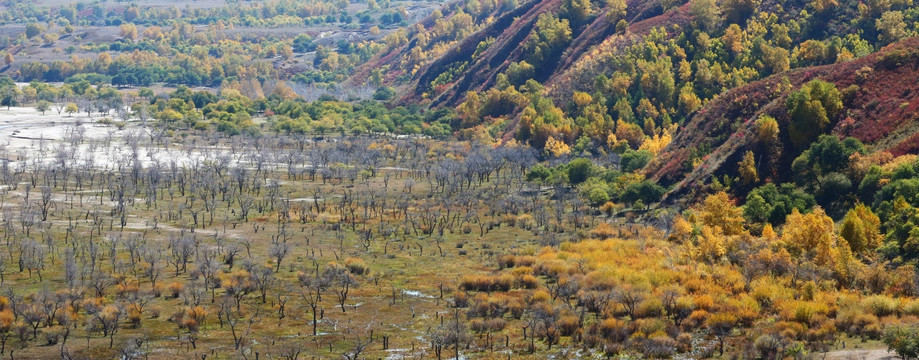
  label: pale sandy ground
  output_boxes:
[0,106,126,144]
[824,348,898,360]
[0,106,234,169]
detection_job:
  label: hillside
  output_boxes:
[648,38,919,204]
[352,0,919,214]
[361,0,686,107]
[355,0,918,154]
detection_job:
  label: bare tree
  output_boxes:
[272,337,306,360]
[250,265,275,303]
[88,303,126,348]
[613,284,645,320]
[167,235,195,275]
[182,280,207,307]
[341,332,373,360]
[38,186,52,221]
[267,240,290,272]
[324,265,357,313]
[216,297,258,350]
[89,271,116,297]
[142,248,163,289]
[297,269,328,336]
[429,314,469,360]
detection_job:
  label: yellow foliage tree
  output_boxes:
[272,82,298,101]
[839,203,882,255]
[638,130,672,155]
[678,59,692,81]
[679,84,702,114]
[457,91,481,124]
[0,303,11,353]
[698,225,727,262]
[834,240,860,287]
[738,151,759,185]
[782,207,839,267]
[698,192,745,236]
[670,214,694,243]
[615,119,645,149]
[811,0,839,12]
[755,115,779,145]
[761,223,778,243]
[572,91,592,107]
[722,24,744,55]
[545,136,571,157]
[120,24,138,41]
[606,132,618,148]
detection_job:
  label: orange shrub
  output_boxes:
[495,275,513,291]
[116,283,140,298]
[557,315,580,336]
[507,298,525,319]
[470,318,507,332]
[599,318,630,342]
[687,309,709,327]
[487,318,507,332]
[836,306,880,337]
[531,290,551,303]
[151,283,163,298]
[127,304,143,327]
[591,223,618,238]
[0,309,13,330]
[728,294,762,325]
[167,282,184,298]
[692,295,714,311]
[497,255,516,269]
[774,321,806,339]
[459,274,514,292]
[519,275,539,289]
[345,257,369,275]
[452,291,468,308]
[511,266,534,276]
[637,298,664,318]
[515,256,537,267]
[460,275,489,292]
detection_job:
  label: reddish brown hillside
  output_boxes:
[415,0,688,107]
[418,0,565,107]
[352,0,690,108]
[546,2,691,99]
[647,37,919,205]
[550,0,686,84]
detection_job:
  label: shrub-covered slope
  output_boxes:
[362,0,685,107]
[357,0,918,150]
[648,38,919,204]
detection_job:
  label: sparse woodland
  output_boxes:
[0,113,916,358]
[0,126,552,359]
[1,0,919,358]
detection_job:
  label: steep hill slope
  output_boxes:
[647,38,919,204]
[358,0,683,107]
[350,0,919,214]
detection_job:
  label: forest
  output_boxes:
[0,0,918,358]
